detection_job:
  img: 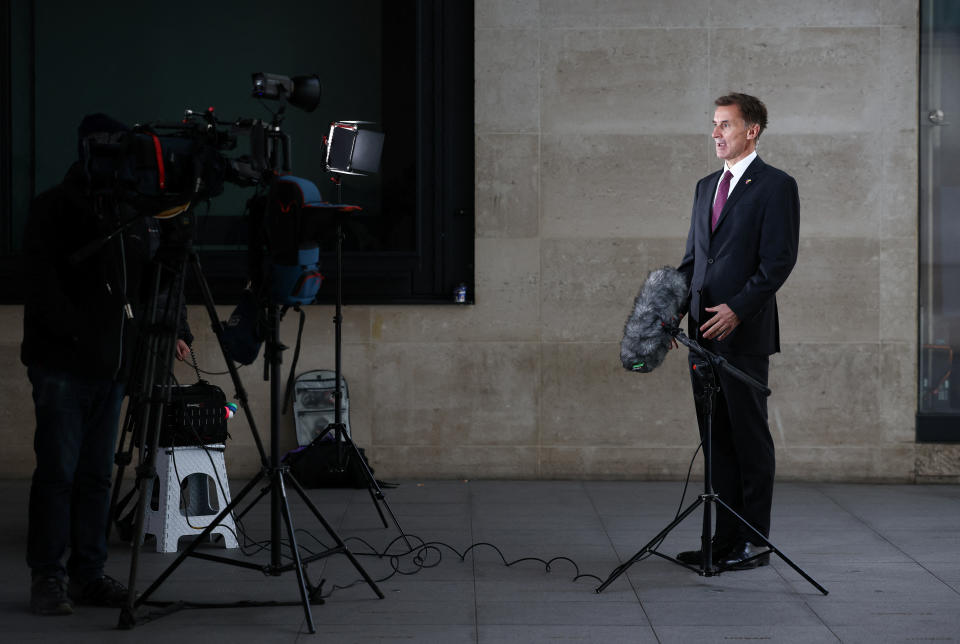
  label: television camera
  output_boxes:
[77,72,381,308]
[79,72,324,209]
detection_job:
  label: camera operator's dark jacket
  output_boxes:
[20,164,156,381]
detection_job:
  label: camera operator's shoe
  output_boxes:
[30,576,73,615]
[68,574,129,608]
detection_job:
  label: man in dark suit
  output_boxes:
[675,93,800,569]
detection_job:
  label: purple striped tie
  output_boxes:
[712,170,733,231]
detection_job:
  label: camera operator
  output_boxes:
[21,114,191,616]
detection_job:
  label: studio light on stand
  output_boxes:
[325,120,385,180]
[296,120,412,548]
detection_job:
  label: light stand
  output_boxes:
[596,326,828,595]
[301,171,412,550]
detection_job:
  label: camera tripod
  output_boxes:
[596,327,827,595]
[111,223,383,633]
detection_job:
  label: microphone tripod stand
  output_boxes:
[113,222,383,633]
[596,326,827,595]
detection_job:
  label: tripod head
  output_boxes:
[663,322,771,397]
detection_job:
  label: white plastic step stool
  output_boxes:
[142,445,239,553]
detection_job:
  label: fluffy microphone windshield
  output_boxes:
[620,266,689,372]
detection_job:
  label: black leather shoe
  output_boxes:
[676,538,734,565]
[68,574,130,608]
[720,541,770,570]
[30,576,73,616]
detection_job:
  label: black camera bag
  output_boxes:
[158,380,230,447]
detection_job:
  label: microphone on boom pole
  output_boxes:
[620,266,689,373]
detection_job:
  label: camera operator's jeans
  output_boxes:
[26,366,125,583]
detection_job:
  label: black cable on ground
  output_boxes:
[282,530,607,599]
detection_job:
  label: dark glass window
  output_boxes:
[0,0,474,304]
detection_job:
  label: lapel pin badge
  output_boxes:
[745,178,752,185]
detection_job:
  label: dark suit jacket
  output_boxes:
[678,156,799,356]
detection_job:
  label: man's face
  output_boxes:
[712,104,757,166]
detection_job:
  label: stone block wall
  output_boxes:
[1,1,942,482]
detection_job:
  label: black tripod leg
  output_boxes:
[596,496,704,593]
[231,478,274,525]
[366,485,389,528]
[120,251,188,629]
[367,485,388,528]
[767,546,829,595]
[275,472,317,634]
[285,473,385,599]
[340,432,414,549]
[107,410,139,542]
[108,302,158,543]
[712,497,828,595]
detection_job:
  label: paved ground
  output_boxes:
[2,477,959,643]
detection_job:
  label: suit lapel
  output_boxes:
[701,170,723,236]
[713,156,767,234]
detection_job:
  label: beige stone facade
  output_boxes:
[2,2,950,482]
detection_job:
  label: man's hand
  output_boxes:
[700,304,740,340]
[175,339,190,361]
